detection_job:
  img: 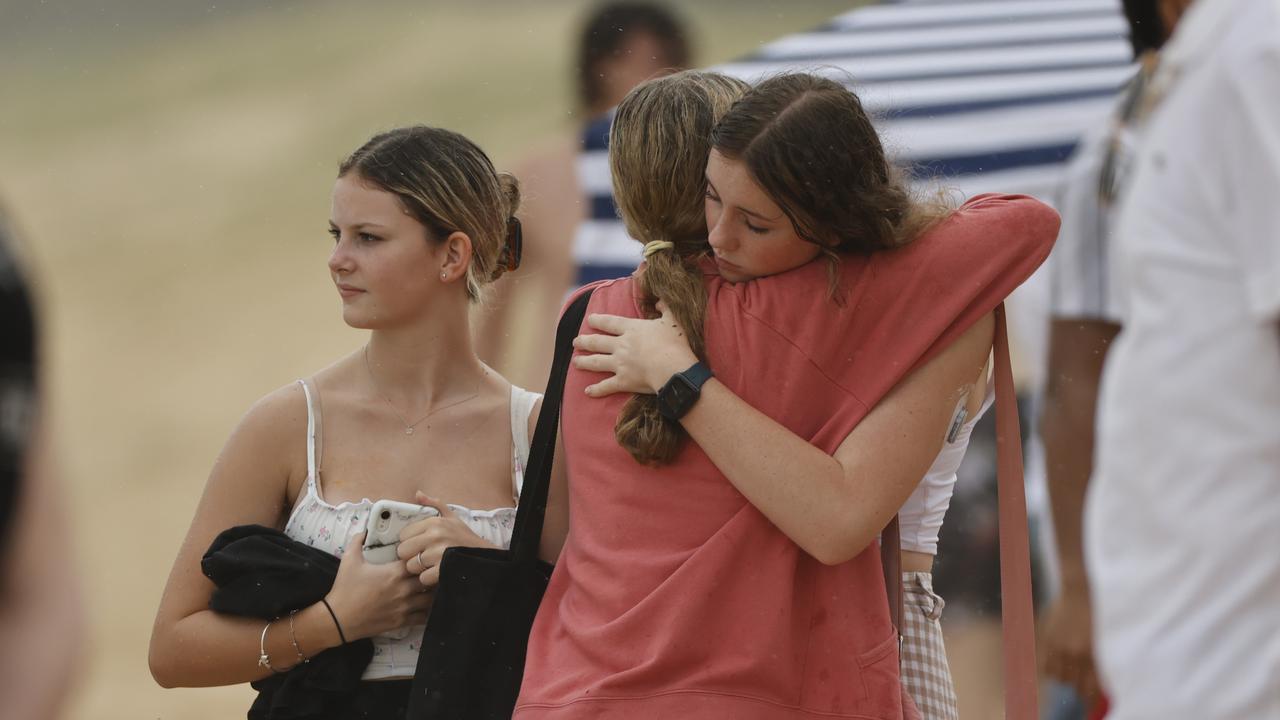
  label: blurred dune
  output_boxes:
[0,1,856,717]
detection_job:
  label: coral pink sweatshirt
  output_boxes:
[515,194,1059,720]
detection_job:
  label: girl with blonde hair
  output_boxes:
[151,126,562,718]
[515,71,1058,719]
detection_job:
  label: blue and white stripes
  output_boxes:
[572,0,1132,286]
[572,113,641,286]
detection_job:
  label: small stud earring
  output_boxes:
[440,272,447,280]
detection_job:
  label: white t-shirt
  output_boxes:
[1049,67,1151,324]
[1085,1,1280,718]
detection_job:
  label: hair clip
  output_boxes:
[504,217,523,271]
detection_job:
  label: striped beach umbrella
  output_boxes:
[573,0,1133,286]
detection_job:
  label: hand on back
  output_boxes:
[573,300,698,396]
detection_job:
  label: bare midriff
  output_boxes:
[901,549,935,574]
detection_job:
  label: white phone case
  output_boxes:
[362,499,440,564]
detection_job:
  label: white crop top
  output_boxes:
[283,378,540,680]
[898,372,996,555]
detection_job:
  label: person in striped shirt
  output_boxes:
[476,2,689,391]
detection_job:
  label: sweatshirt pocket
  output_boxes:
[856,631,902,710]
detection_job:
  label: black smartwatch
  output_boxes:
[656,362,714,422]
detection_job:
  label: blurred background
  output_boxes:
[0,2,882,718]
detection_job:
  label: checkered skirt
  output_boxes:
[900,571,959,720]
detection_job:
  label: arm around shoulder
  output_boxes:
[679,313,996,565]
[954,193,1061,270]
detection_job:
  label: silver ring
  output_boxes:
[416,550,426,570]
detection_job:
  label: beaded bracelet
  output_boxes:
[287,610,309,665]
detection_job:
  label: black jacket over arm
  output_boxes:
[202,524,377,720]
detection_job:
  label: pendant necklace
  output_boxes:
[364,345,482,435]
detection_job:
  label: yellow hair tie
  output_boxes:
[642,240,675,259]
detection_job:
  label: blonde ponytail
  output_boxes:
[607,70,748,465]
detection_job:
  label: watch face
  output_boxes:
[658,374,698,421]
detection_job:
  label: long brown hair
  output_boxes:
[608,70,748,465]
[711,73,950,286]
[338,126,521,303]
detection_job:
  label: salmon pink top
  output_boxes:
[515,194,1059,720]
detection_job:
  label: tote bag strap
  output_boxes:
[993,302,1038,719]
[880,304,1037,718]
[510,289,594,564]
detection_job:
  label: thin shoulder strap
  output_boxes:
[297,378,322,482]
[509,289,594,563]
[508,385,540,499]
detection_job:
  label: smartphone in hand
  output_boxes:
[362,499,441,564]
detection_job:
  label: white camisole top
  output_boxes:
[898,371,996,555]
[282,378,540,680]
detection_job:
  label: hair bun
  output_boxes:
[497,172,522,218]
[487,174,523,283]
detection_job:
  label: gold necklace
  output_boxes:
[363,346,482,435]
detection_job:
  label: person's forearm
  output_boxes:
[1040,319,1119,590]
[150,601,343,688]
[578,309,984,564]
[679,380,881,565]
[1041,411,1092,591]
[666,320,986,566]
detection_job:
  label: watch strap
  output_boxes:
[677,361,713,390]
[657,361,713,422]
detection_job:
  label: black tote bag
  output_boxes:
[407,289,593,719]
